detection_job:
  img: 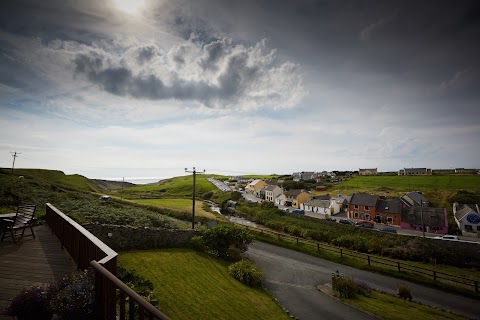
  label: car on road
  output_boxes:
[292,209,305,214]
[433,235,459,241]
[339,219,355,225]
[355,221,374,228]
[325,217,336,222]
[379,226,397,233]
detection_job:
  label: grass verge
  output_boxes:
[119,249,291,320]
[129,198,219,220]
[343,291,466,320]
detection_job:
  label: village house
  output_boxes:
[375,199,402,225]
[348,193,379,221]
[245,179,267,195]
[359,168,377,175]
[398,168,432,175]
[275,194,287,206]
[400,206,448,234]
[401,191,429,207]
[302,197,341,219]
[284,189,310,209]
[264,185,283,202]
[453,203,480,234]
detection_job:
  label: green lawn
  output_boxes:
[119,249,290,320]
[344,291,466,320]
[341,175,480,192]
[130,198,219,219]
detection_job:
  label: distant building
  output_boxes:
[359,168,377,176]
[401,191,429,207]
[398,168,432,175]
[400,206,448,234]
[348,193,379,221]
[453,203,480,234]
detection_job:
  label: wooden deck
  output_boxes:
[0,224,78,317]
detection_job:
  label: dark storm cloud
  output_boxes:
[73,38,302,108]
[136,45,159,65]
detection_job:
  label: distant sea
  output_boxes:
[103,177,165,185]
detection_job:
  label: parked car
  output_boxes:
[433,235,459,241]
[379,226,397,233]
[292,209,305,214]
[355,221,374,228]
[325,217,336,222]
[99,195,111,200]
[339,219,355,225]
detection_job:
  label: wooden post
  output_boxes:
[475,281,478,293]
[433,271,436,281]
[317,243,320,251]
[296,238,299,245]
[340,248,343,257]
[367,255,371,266]
[397,262,401,272]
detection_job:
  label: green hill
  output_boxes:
[7,168,99,191]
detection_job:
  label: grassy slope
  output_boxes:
[129,198,218,220]
[119,249,290,320]
[11,168,98,191]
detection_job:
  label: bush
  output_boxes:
[332,277,358,299]
[332,277,373,299]
[117,266,159,307]
[3,284,55,319]
[228,259,263,287]
[199,223,253,261]
[49,269,95,319]
[397,283,412,301]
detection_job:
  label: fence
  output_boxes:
[243,224,479,293]
[46,203,170,320]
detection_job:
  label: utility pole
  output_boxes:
[10,151,21,174]
[420,201,425,238]
[121,177,124,200]
[185,167,205,229]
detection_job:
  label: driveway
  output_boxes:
[245,241,480,320]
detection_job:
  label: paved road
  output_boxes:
[245,241,480,320]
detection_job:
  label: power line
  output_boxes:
[10,151,21,174]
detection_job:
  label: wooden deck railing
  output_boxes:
[46,203,170,320]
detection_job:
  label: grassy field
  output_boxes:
[343,291,466,320]
[340,175,480,193]
[119,249,290,320]
[129,198,219,220]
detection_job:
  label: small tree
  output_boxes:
[200,223,253,261]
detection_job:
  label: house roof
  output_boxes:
[305,199,330,208]
[400,168,431,173]
[402,192,428,207]
[454,204,479,221]
[265,185,280,191]
[350,193,378,206]
[312,194,331,201]
[285,189,304,196]
[401,207,447,227]
[376,199,402,214]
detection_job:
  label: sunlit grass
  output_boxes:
[119,249,290,320]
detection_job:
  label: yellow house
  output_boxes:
[245,179,267,195]
[284,189,310,208]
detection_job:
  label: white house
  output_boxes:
[301,198,341,219]
[265,185,283,202]
[454,203,480,235]
[275,194,287,206]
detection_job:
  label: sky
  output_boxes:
[1,0,479,181]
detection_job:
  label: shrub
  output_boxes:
[117,266,159,307]
[199,223,253,261]
[397,283,412,301]
[228,259,263,287]
[332,277,373,299]
[332,277,358,299]
[49,269,95,319]
[3,284,55,319]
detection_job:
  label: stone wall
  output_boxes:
[83,224,197,251]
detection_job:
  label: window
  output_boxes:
[354,212,360,218]
[387,217,393,223]
[365,214,370,220]
[354,205,359,209]
[365,206,369,210]
[465,225,472,231]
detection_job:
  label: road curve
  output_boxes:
[245,241,480,320]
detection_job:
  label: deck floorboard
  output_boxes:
[0,224,78,318]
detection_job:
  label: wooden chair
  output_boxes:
[0,205,37,243]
